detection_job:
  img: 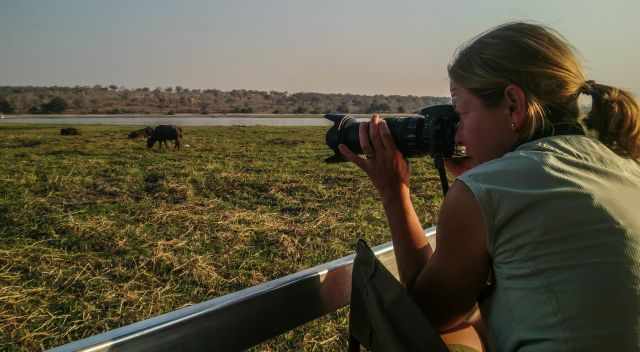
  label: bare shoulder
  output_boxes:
[438,181,486,246]
[434,180,489,275]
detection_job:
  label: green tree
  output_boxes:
[40,97,68,113]
[0,97,15,113]
[336,102,349,113]
[293,106,308,114]
[199,102,209,114]
[366,101,391,113]
[232,105,253,113]
[72,97,88,109]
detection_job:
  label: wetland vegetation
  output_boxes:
[0,124,445,350]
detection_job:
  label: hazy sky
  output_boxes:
[1,0,639,96]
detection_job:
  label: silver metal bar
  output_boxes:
[49,227,437,352]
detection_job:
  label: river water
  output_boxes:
[0,115,348,127]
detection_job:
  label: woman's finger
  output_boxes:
[339,144,368,170]
[359,122,373,156]
[370,114,385,153]
[379,120,397,151]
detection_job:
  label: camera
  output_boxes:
[324,105,461,163]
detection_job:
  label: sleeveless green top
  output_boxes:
[458,135,640,351]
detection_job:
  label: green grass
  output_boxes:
[0,124,444,351]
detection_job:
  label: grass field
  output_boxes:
[0,124,444,351]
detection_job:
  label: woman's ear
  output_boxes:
[504,84,527,130]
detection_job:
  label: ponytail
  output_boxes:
[582,81,640,159]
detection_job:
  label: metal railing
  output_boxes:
[49,227,437,352]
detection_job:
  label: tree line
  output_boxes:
[0,85,450,115]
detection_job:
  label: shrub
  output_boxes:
[40,97,68,113]
[0,97,15,113]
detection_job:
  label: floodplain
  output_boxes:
[0,124,444,351]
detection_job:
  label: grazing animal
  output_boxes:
[147,125,182,150]
[128,126,154,139]
[60,127,80,135]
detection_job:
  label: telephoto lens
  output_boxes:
[324,105,460,163]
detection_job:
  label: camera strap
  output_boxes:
[433,156,450,196]
[511,118,586,153]
[538,118,586,138]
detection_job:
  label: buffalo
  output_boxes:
[60,127,80,135]
[147,125,182,150]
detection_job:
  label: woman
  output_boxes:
[340,22,640,351]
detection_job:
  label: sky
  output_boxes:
[1,0,639,97]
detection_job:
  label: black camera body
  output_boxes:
[324,104,460,163]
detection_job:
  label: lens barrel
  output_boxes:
[324,105,459,162]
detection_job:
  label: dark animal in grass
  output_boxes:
[128,126,154,139]
[60,127,80,135]
[147,125,182,150]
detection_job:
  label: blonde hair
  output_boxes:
[448,22,640,159]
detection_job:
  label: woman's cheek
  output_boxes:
[454,123,465,144]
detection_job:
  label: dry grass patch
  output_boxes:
[0,124,443,350]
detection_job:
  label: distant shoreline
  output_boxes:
[2,113,322,118]
[0,86,450,116]
[0,113,407,119]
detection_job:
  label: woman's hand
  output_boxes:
[338,114,410,200]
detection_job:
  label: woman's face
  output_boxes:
[450,80,519,169]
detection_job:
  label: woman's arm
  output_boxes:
[338,115,431,284]
[380,182,432,286]
[339,115,491,330]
